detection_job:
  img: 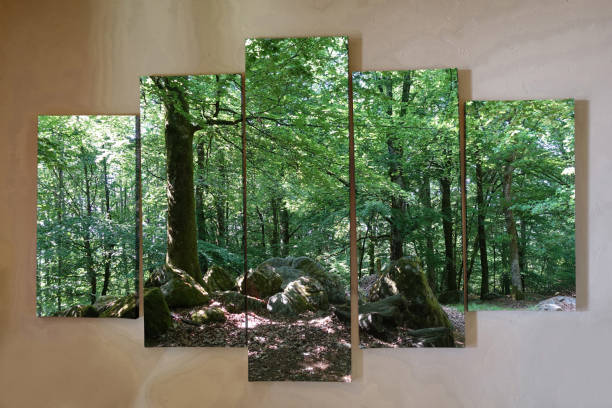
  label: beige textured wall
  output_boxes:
[1,0,611,406]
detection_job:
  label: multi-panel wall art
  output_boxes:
[34,34,578,382]
[37,115,139,318]
[245,36,352,381]
[140,74,246,346]
[465,99,576,311]
[353,69,464,348]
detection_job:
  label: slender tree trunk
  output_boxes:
[56,166,64,311]
[270,197,280,257]
[476,160,490,299]
[440,176,456,292]
[214,149,227,247]
[101,154,113,296]
[256,206,266,253]
[83,158,96,304]
[155,78,202,283]
[386,71,411,261]
[502,160,524,300]
[420,174,437,290]
[280,203,290,256]
[518,218,527,275]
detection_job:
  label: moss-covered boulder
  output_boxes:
[255,256,347,304]
[215,290,266,314]
[161,268,210,308]
[267,276,329,316]
[203,265,237,292]
[94,294,138,318]
[358,294,409,335]
[384,257,451,330]
[189,307,226,324]
[62,304,100,317]
[238,267,283,299]
[144,287,172,339]
[367,274,399,302]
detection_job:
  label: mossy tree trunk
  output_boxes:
[153,77,202,284]
[502,159,524,300]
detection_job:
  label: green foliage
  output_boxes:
[465,99,575,299]
[353,69,460,292]
[245,37,351,285]
[36,115,137,316]
[140,74,243,281]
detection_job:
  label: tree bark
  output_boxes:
[270,197,280,257]
[386,71,411,261]
[82,155,96,304]
[154,77,202,284]
[475,160,490,299]
[101,154,113,296]
[280,203,290,257]
[256,206,266,253]
[420,174,437,290]
[440,176,456,292]
[502,160,524,300]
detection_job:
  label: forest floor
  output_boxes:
[145,307,246,347]
[247,309,352,382]
[359,306,465,348]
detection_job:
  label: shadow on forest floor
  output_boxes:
[247,310,351,382]
[359,306,465,348]
[145,307,246,347]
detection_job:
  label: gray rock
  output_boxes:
[536,296,576,311]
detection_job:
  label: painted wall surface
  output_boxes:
[0,0,610,406]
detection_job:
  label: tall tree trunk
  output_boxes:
[280,203,290,257]
[420,174,436,290]
[101,154,113,296]
[155,78,202,284]
[56,165,64,311]
[475,160,490,299]
[270,197,280,257]
[440,176,456,293]
[386,71,411,261]
[502,160,524,300]
[256,206,266,253]
[83,158,96,304]
[518,218,527,275]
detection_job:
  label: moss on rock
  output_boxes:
[384,257,452,330]
[161,267,210,308]
[203,265,237,292]
[215,290,266,314]
[144,287,172,339]
[189,307,226,324]
[94,294,138,318]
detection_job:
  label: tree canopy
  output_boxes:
[37,115,138,316]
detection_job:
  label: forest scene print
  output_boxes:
[353,69,464,348]
[245,37,351,382]
[37,115,139,318]
[465,99,575,311]
[140,74,247,347]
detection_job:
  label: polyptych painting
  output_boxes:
[245,37,351,381]
[465,99,575,311]
[353,69,465,348]
[140,74,247,346]
[37,115,139,318]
